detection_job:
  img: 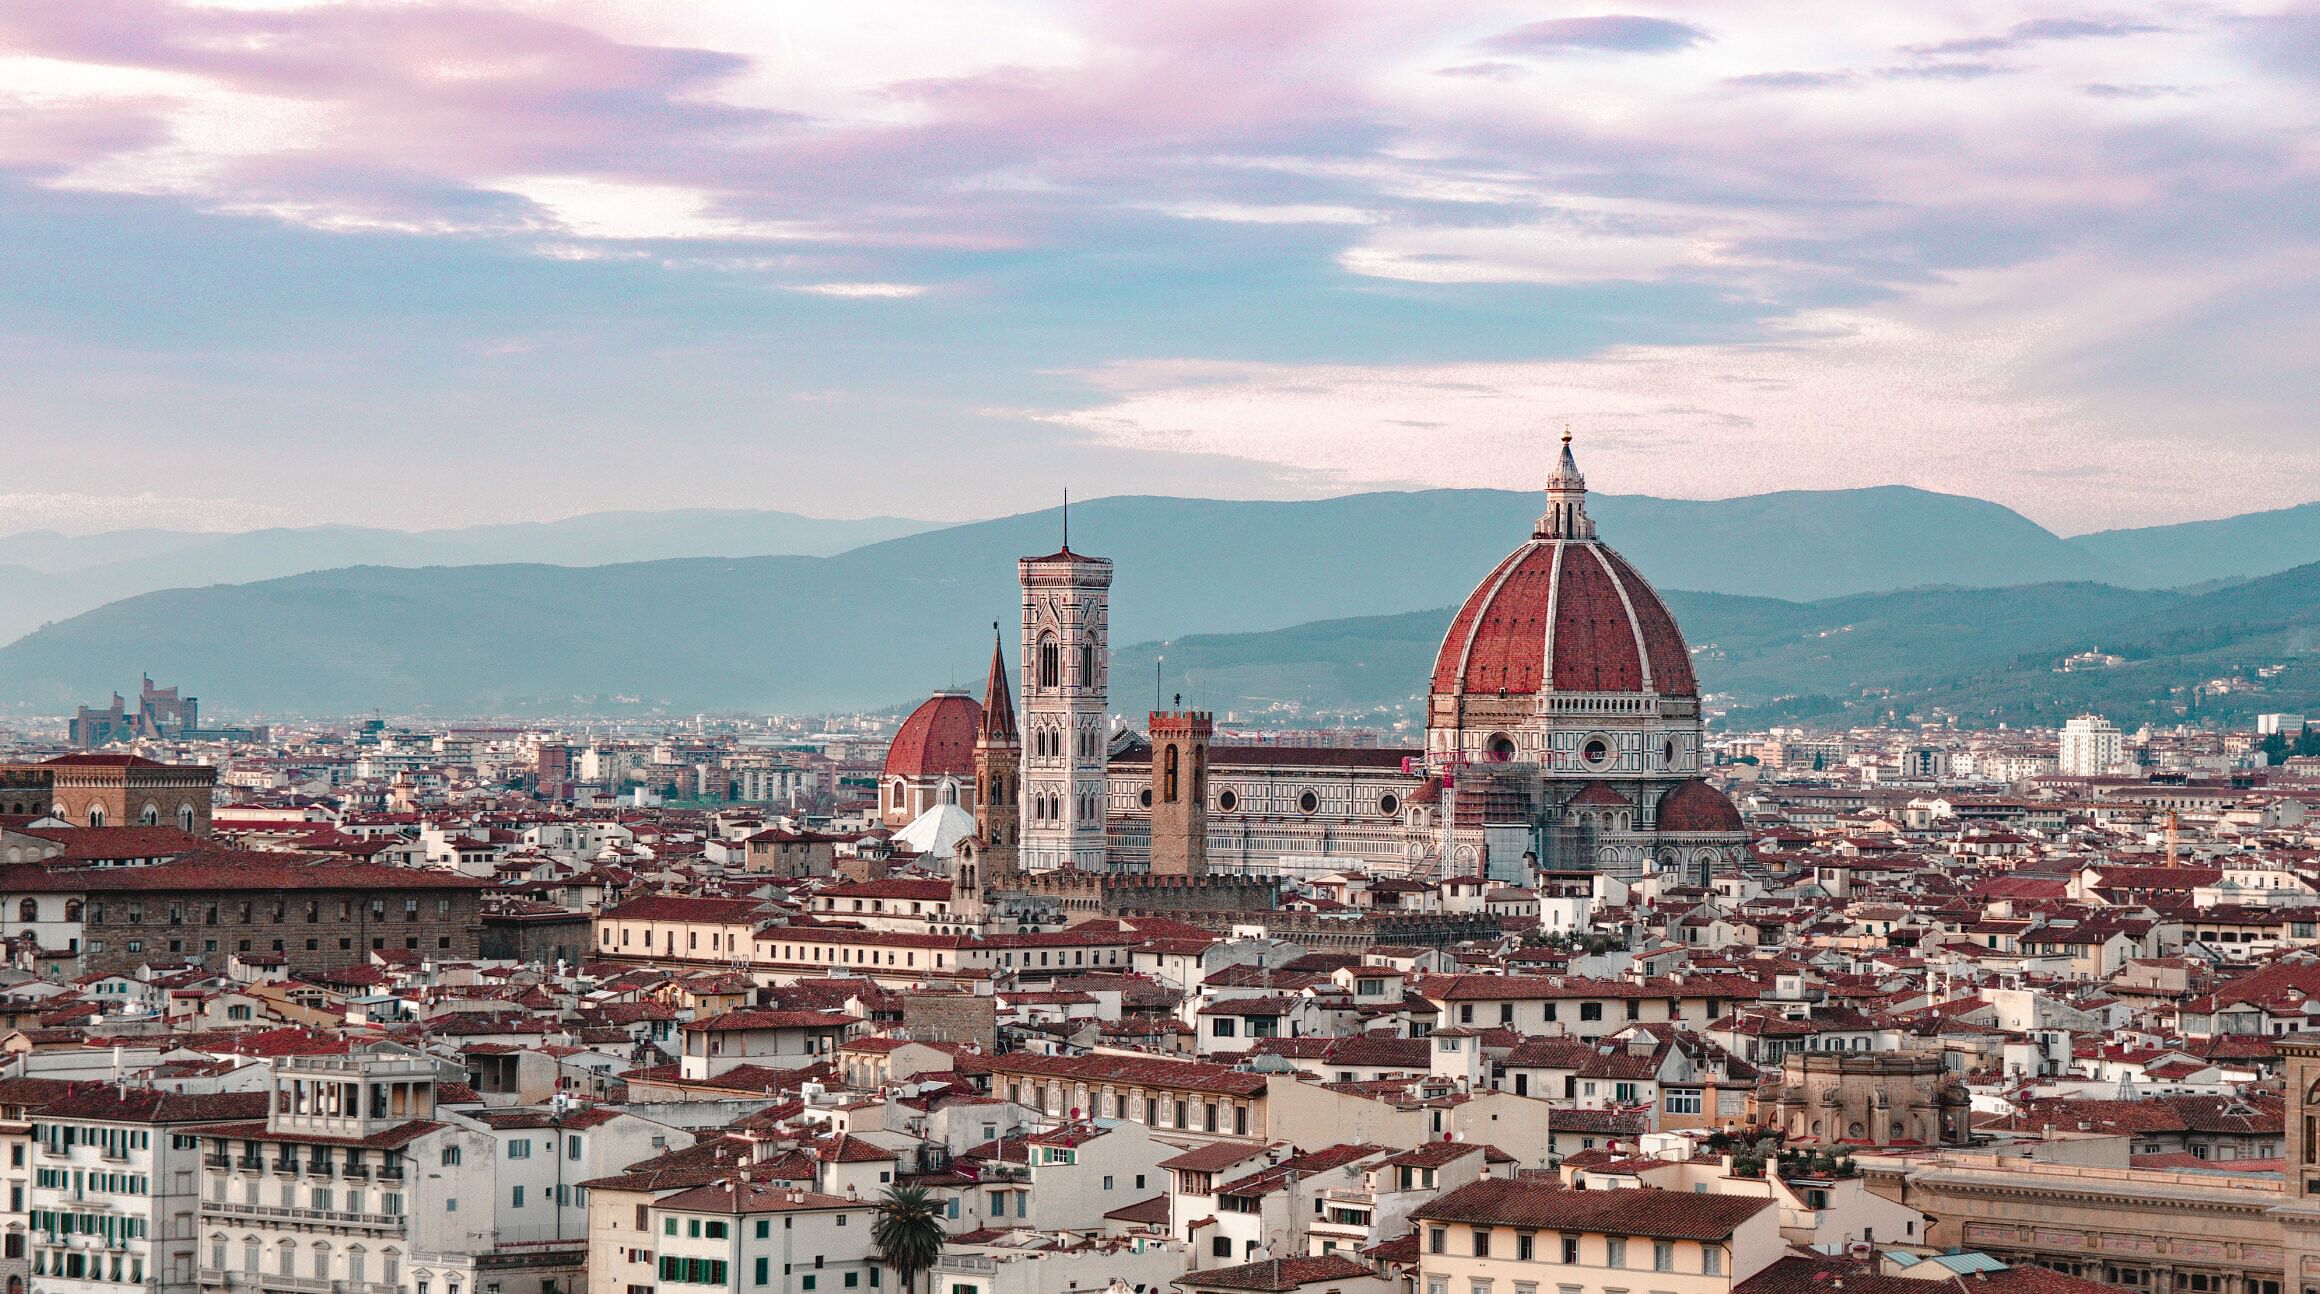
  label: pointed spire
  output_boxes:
[1061,488,1070,553]
[979,621,1019,745]
[1536,423,1596,540]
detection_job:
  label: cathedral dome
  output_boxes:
[1656,780,1743,833]
[883,691,983,780]
[1430,434,1696,701]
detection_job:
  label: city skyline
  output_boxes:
[3,1,2317,534]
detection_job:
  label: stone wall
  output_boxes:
[85,885,484,975]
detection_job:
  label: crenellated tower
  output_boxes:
[1148,708,1211,877]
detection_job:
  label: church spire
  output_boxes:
[1535,424,1596,540]
[978,621,1018,745]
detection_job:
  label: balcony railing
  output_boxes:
[200,1267,405,1294]
[201,1200,402,1230]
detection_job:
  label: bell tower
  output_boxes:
[1018,510,1113,873]
[1148,707,1211,877]
[956,625,1022,923]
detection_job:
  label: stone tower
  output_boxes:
[955,626,1022,922]
[1148,709,1211,877]
[1018,524,1113,872]
[2278,1036,2320,1283]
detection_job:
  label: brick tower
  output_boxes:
[1148,709,1211,877]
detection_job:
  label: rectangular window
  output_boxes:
[1703,1249,1721,1276]
[1516,1234,1534,1261]
[1562,1237,1579,1265]
[755,1259,769,1285]
[512,1186,525,1208]
[1654,1242,1674,1273]
[1429,1229,1446,1255]
[1472,1229,1490,1259]
[1607,1238,1627,1269]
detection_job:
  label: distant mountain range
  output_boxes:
[0,509,938,644]
[7,486,2320,720]
[1115,563,2320,730]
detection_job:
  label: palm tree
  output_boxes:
[872,1184,947,1294]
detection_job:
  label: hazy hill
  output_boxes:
[1793,559,2320,728]
[0,486,2130,715]
[2068,501,2320,589]
[0,484,2119,650]
[13,487,2320,720]
[0,510,938,643]
[1107,583,2186,719]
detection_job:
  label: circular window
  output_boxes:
[1583,737,1612,767]
[1379,793,1401,817]
[1138,789,1152,809]
[1217,789,1238,813]
[1298,790,1320,814]
[1487,734,1516,762]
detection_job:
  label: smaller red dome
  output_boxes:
[884,692,983,780]
[1569,781,1630,809]
[1657,781,1742,834]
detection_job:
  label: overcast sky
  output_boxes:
[2,1,2316,537]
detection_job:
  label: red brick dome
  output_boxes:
[883,691,982,780]
[1431,539,1697,699]
[1656,780,1743,833]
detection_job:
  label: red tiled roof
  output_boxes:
[1180,1256,1379,1292]
[0,853,484,894]
[883,692,981,780]
[36,1088,270,1124]
[601,895,765,924]
[1431,538,1696,699]
[1659,781,1743,834]
[1416,1180,1767,1239]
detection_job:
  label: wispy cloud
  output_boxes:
[1479,15,1710,56]
[0,0,2315,529]
[1907,15,2166,56]
[789,281,927,297]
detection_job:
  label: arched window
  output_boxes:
[86,806,105,828]
[347,1247,367,1284]
[1163,745,1179,803]
[277,1242,296,1277]
[312,1242,331,1280]
[139,805,159,826]
[178,805,196,832]
[63,901,81,922]
[16,899,33,923]
[243,1239,260,1276]
[1076,643,1094,685]
[1038,636,1060,689]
